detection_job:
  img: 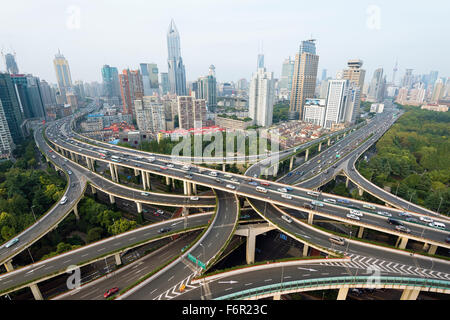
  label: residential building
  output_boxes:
[101,65,121,101]
[160,72,170,95]
[0,73,24,144]
[196,65,217,111]
[303,98,326,126]
[119,69,144,116]
[323,79,350,128]
[134,97,166,132]
[177,96,206,130]
[248,67,275,127]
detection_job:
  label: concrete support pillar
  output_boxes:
[109,194,115,204]
[192,183,197,195]
[318,142,322,152]
[114,164,119,183]
[114,253,122,266]
[134,168,139,176]
[357,226,364,238]
[70,152,75,161]
[246,230,257,265]
[422,243,430,251]
[428,244,437,255]
[358,187,364,197]
[302,244,309,257]
[400,288,420,300]
[166,176,170,186]
[305,148,310,162]
[86,156,91,170]
[184,181,192,195]
[337,287,349,300]
[142,170,147,190]
[30,284,44,300]
[172,178,176,189]
[182,207,189,217]
[397,236,409,249]
[273,293,281,300]
[146,171,151,190]
[136,202,142,213]
[90,158,95,172]
[345,177,349,188]
[73,205,80,221]
[4,260,14,272]
[187,182,192,196]
[327,138,331,146]
[91,185,97,194]
[223,163,226,172]
[110,164,117,182]
[273,163,279,177]
[307,212,314,224]
[289,156,294,171]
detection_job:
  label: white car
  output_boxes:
[281,215,293,223]
[141,192,149,196]
[350,209,363,217]
[346,213,360,221]
[167,164,174,168]
[226,184,236,190]
[190,196,199,201]
[419,216,434,223]
[377,211,392,217]
[281,194,292,200]
[209,171,218,177]
[323,198,336,204]
[277,187,288,193]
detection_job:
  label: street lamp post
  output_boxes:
[437,197,443,214]
[31,205,37,222]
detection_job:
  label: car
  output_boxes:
[51,155,56,159]
[184,174,193,179]
[419,216,434,223]
[350,209,363,216]
[60,196,68,205]
[67,170,72,175]
[182,165,190,171]
[230,178,240,183]
[156,209,164,214]
[215,178,222,183]
[160,166,168,170]
[377,211,392,217]
[281,215,293,223]
[140,192,149,196]
[428,222,446,230]
[311,200,324,207]
[248,181,258,186]
[307,191,319,197]
[135,163,141,167]
[224,174,232,178]
[304,204,313,210]
[395,225,411,233]
[226,184,236,190]
[103,287,119,298]
[64,159,68,162]
[158,227,171,233]
[5,238,19,248]
[167,164,174,168]
[277,187,288,193]
[405,217,419,223]
[388,218,403,226]
[190,196,199,201]
[346,213,360,221]
[398,211,411,218]
[281,194,292,200]
[323,198,336,204]
[260,181,270,186]
[209,171,218,177]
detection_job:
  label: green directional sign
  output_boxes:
[187,253,206,269]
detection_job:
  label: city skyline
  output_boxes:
[1,0,449,85]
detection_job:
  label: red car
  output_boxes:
[261,181,270,186]
[160,166,168,170]
[104,287,119,298]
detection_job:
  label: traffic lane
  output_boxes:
[59,232,199,300]
[249,199,450,275]
[0,213,211,292]
[0,129,85,265]
[121,190,239,300]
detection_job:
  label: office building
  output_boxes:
[321,69,327,81]
[257,54,264,69]
[279,57,295,98]
[167,20,187,96]
[39,80,57,107]
[0,99,13,159]
[367,68,385,102]
[402,69,414,88]
[119,69,144,116]
[249,67,275,127]
[196,65,217,111]
[342,60,366,89]
[11,74,46,119]
[3,53,19,74]
[53,50,73,98]
[140,63,159,96]
[289,40,319,120]
[101,65,121,101]
[160,72,170,95]
[0,73,24,144]
[323,80,350,129]
[177,96,206,130]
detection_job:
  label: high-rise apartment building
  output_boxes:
[101,65,121,101]
[431,78,445,102]
[134,97,166,132]
[177,96,206,130]
[248,67,275,127]
[119,69,144,116]
[303,98,326,126]
[167,20,187,96]
[39,80,57,107]
[196,65,217,111]
[0,73,24,144]
[53,50,73,97]
[402,69,414,88]
[323,79,350,129]
[289,40,319,120]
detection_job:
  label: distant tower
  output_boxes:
[53,50,73,97]
[1,51,19,74]
[257,41,264,69]
[392,60,398,85]
[167,19,187,96]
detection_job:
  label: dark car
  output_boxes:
[158,227,171,233]
[104,287,119,298]
[304,204,313,210]
[388,218,403,226]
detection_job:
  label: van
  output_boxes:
[60,196,68,205]
[256,186,268,193]
[329,236,345,246]
[429,221,446,230]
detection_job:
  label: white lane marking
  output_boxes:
[245,283,253,286]
[82,253,89,257]
[168,275,174,282]
[97,248,105,252]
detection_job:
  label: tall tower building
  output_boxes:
[323,79,350,129]
[341,59,365,122]
[0,73,24,144]
[257,54,264,69]
[289,40,319,120]
[2,53,19,74]
[53,50,73,97]
[196,65,217,111]
[140,63,159,96]
[101,65,121,101]
[279,57,295,96]
[167,20,187,96]
[392,60,398,85]
[119,69,144,116]
[0,99,13,159]
[160,72,170,95]
[402,69,414,88]
[11,74,46,119]
[248,67,275,127]
[368,68,385,102]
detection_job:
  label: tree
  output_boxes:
[108,218,137,235]
[87,227,104,243]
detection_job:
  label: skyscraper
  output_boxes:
[402,69,414,88]
[11,74,46,119]
[323,79,350,128]
[368,68,385,102]
[321,69,327,81]
[0,99,13,159]
[289,40,319,120]
[249,67,275,127]
[53,50,73,98]
[119,69,144,116]
[140,63,159,96]
[279,57,295,96]
[167,20,187,96]
[341,60,365,122]
[196,65,217,111]
[257,54,265,69]
[101,65,121,101]
[160,72,170,95]
[3,53,19,74]
[0,73,24,144]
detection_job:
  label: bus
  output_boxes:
[256,186,268,193]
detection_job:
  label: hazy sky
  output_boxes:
[1,0,449,84]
